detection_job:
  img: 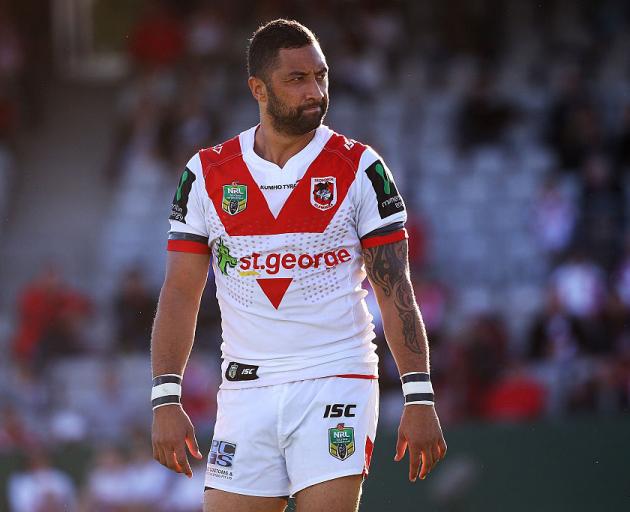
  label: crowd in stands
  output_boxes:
[2,0,630,509]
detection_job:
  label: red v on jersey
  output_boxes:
[200,133,365,236]
[256,278,293,309]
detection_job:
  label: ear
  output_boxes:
[248,76,267,103]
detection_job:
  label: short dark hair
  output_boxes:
[247,19,319,80]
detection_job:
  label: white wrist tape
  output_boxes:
[151,374,182,410]
[401,372,434,406]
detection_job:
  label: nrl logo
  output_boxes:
[227,362,238,380]
[328,423,355,461]
[311,176,337,211]
[222,182,247,215]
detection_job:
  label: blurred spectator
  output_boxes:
[84,364,146,442]
[334,33,386,100]
[11,265,92,368]
[185,2,227,61]
[159,458,205,512]
[532,174,576,258]
[114,267,157,352]
[181,357,219,435]
[456,70,517,151]
[80,445,131,512]
[411,272,449,344]
[527,289,585,362]
[482,363,546,421]
[461,314,509,416]
[550,253,606,319]
[8,450,77,512]
[126,432,172,510]
[0,2,23,82]
[0,405,38,453]
[0,1,23,144]
[406,211,429,270]
[547,69,607,171]
[128,1,185,72]
[574,154,625,270]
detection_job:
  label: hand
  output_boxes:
[394,404,447,481]
[152,405,203,478]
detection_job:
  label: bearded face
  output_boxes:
[265,80,329,136]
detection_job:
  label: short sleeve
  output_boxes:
[167,153,211,255]
[355,147,408,248]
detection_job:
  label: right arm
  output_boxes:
[151,250,210,478]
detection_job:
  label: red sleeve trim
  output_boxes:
[336,374,378,380]
[167,240,211,254]
[360,228,408,249]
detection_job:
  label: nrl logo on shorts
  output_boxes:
[311,176,337,211]
[328,423,355,461]
[222,182,247,215]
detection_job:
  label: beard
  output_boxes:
[266,84,329,136]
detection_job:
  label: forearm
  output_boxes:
[151,282,202,378]
[364,239,429,375]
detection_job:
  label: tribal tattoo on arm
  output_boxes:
[363,239,427,357]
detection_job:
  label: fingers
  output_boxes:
[153,436,170,469]
[408,443,422,482]
[431,444,441,470]
[394,430,407,462]
[186,427,203,460]
[153,436,191,476]
[174,446,193,478]
[418,448,435,481]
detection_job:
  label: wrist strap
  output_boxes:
[400,372,434,406]
[151,374,182,410]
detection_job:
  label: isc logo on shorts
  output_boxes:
[209,440,237,467]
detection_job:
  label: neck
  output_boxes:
[253,120,317,168]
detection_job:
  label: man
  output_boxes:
[151,19,446,512]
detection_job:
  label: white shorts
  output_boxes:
[204,376,379,497]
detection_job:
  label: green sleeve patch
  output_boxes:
[364,160,404,218]
[169,167,197,222]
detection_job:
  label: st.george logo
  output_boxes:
[310,176,337,211]
[222,182,247,215]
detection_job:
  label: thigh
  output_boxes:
[205,387,290,497]
[294,475,363,512]
[284,377,379,496]
[204,488,287,512]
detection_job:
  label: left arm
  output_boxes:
[364,238,447,481]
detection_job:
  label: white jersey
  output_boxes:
[167,125,407,389]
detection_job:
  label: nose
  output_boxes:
[305,75,325,102]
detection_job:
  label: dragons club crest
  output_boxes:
[310,176,337,211]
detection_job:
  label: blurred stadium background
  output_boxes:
[1,0,630,510]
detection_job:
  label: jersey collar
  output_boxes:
[240,124,332,173]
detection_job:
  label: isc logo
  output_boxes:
[209,440,237,467]
[242,368,254,375]
[323,403,356,418]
